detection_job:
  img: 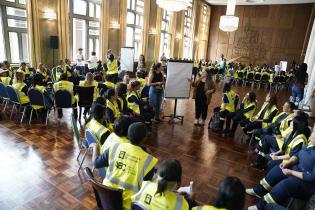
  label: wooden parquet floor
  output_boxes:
[0,83,291,210]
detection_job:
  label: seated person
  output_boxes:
[12,71,29,105]
[18,62,30,79]
[193,176,245,210]
[31,73,53,111]
[106,53,119,83]
[36,63,50,84]
[127,81,154,124]
[132,159,190,210]
[53,73,77,119]
[213,82,239,132]
[116,83,133,115]
[247,132,315,210]
[85,103,111,146]
[65,58,74,81]
[93,122,158,210]
[3,61,13,78]
[79,72,100,117]
[56,59,66,81]
[252,102,295,145]
[105,88,120,127]
[100,116,133,154]
[251,111,309,169]
[240,93,278,141]
[227,92,257,137]
[0,68,11,86]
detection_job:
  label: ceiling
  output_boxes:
[206,0,315,5]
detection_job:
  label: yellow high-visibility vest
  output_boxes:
[107,60,118,75]
[31,85,46,109]
[79,80,99,100]
[106,100,120,125]
[0,77,11,86]
[127,92,141,115]
[243,101,257,118]
[220,90,237,112]
[256,102,278,128]
[192,206,227,210]
[12,82,29,104]
[100,132,128,154]
[85,118,111,146]
[53,80,76,104]
[131,181,189,210]
[103,142,158,210]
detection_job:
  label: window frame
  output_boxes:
[126,0,144,60]
[0,0,28,64]
[160,9,172,58]
[183,0,193,59]
[69,0,101,61]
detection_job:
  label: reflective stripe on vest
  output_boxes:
[284,134,307,155]
[264,193,277,204]
[279,114,294,135]
[134,181,150,201]
[105,143,156,193]
[256,103,278,128]
[127,92,140,114]
[88,119,110,145]
[12,82,29,104]
[244,102,257,118]
[106,100,120,118]
[260,178,272,191]
[221,91,237,112]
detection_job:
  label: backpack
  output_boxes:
[208,109,220,129]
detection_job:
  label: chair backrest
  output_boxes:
[85,129,98,145]
[54,89,72,108]
[261,74,269,82]
[28,88,45,107]
[273,76,280,83]
[0,82,9,99]
[6,86,20,104]
[237,71,244,78]
[131,201,149,210]
[71,114,81,146]
[84,167,123,210]
[254,73,261,80]
[77,86,95,107]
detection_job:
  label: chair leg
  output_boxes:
[3,100,8,112]
[45,110,49,126]
[29,109,33,125]
[79,107,82,122]
[78,149,88,173]
[20,107,26,124]
[77,149,83,162]
[10,104,16,120]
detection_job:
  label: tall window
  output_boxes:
[0,0,28,63]
[70,0,100,60]
[183,0,193,59]
[126,0,144,60]
[199,4,208,59]
[160,10,172,58]
[201,4,207,35]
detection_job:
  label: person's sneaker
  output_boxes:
[194,119,199,126]
[248,205,258,210]
[246,189,261,198]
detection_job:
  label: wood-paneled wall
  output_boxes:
[207,4,313,65]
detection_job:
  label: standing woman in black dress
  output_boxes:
[148,63,165,121]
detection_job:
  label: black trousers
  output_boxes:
[195,96,208,120]
[214,107,232,130]
[240,120,262,135]
[57,102,78,119]
[229,112,247,133]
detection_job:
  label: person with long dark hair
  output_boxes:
[240,93,278,141]
[148,63,165,121]
[291,63,308,103]
[190,70,216,126]
[105,88,120,127]
[247,132,315,210]
[132,159,190,210]
[193,176,245,210]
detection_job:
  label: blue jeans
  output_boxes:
[149,87,163,119]
[291,85,304,102]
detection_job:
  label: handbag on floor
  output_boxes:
[208,109,220,129]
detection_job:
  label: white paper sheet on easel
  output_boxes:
[120,47,135,72]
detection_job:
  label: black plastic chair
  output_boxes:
[260,74,270,89]
[54,89,73,119]
[131,202,149,210]
[77,86,95,121]
[84,167,123,210]
[6,85,28,123]
[28,88,51,125]
[0,82,9,111]
[244,72,254,87]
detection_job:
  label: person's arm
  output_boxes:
[94,148,110,168]
[239,104,255,114]
[262,109,278,123]
[128,95,142,106]
[280,155,299,169]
